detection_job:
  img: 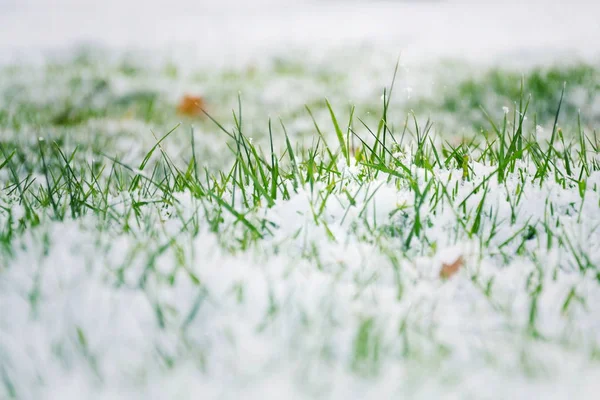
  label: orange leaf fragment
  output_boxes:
[440,256,464,279]
[177,94,206,117]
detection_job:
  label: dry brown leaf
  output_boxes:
[177,94,206,117]
[439,256,464,279]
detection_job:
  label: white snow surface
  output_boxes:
[2,165,600,399]
[2,0,600,68]
[2,1,600,399]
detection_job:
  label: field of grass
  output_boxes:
[1,51,600,399]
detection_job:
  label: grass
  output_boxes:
[416,62,600,131]
[1,53,600,398]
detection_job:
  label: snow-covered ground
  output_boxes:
[2,0,600,67]
[1,1,600,399]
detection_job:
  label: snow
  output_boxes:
[2,164,600,398]
[2,0,600,68]
[1,0,600,399]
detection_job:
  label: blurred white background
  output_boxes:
[1,0,599,66]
